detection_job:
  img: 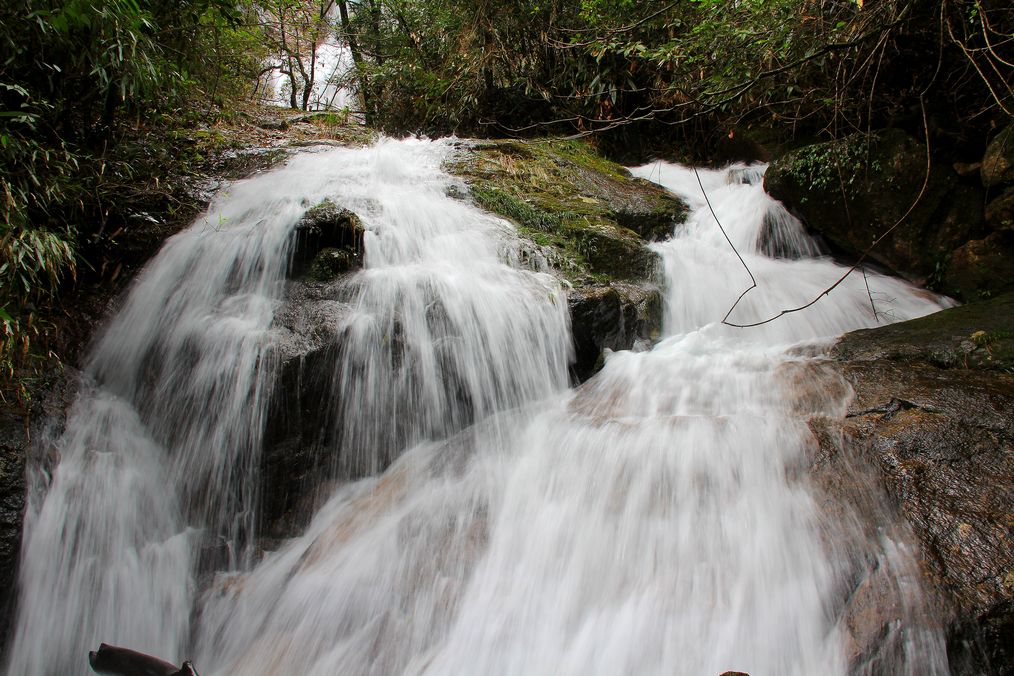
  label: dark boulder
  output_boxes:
[985,187,1014,232]
[823,294,1014,675]
[942,231,1014,301]
[290,199,364,278]
[0,410,27,645]
[764,130,985,284]
[568,283,662,382]
[982,123,1014,189]
[714,126,774,164]
[259,280,353,541]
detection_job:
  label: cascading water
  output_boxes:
[8,139,953,675]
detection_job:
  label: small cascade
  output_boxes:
[7,139,570,675]
[9,143,954,676]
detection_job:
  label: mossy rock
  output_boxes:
[445,138,678,380]
[445,138,686,283]
[832,292,1014,371]
[309,248,359,281]
[943,231,1014,302]
[764,129,986,285]
[982,122,1014,189]
[290,199,364,278]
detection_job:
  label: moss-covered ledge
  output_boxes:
[445,138,687,283]
[831,292,1014,371]
[445,138,687,380]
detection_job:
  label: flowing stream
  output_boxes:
[7,139,953,675]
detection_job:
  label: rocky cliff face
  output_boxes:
[764,126,1014,301]
[817,294,1014,675]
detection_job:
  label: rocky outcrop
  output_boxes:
[446,139,686,380]
[943,231,1014,301]
[820,294,1014,675]
[568,283,662,382]
[258,206,366,541]
[764,126,1014,302]
[0,371,79,645]
[0,411,27,643]
[985,187,1014,232]
[764,129,985,286]
[290,198,365,280]
[982,123,1014,189]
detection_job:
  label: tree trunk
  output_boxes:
[337,0,372,122]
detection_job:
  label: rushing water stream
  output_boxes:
[8,139,953,675]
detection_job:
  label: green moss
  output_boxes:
[309,247,357,281]
[446,138,678,284]
[470,185,566,232]
[303,197,340,222]
[835,293,1014,372]
[783,134,879,193]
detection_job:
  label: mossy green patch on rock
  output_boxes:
[764,129,986,288]
[291,199,364,278]
[446,138,687,284]
[445,138,685,381]
[832,292,1014,371]
[309,247,359,281]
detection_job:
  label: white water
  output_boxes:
[8,141,952,675]
[260,37,355,111]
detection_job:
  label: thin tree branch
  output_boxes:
[721,97,934,329]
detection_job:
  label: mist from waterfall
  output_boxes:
[8,140,952,676]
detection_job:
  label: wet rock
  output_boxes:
[942,231,1014,301]
[309,247,359,281]
[259,280,353,540]
[446,138,687,280]
[764,129,985,283]
[290,199,364,278]
[0,411,27,646]
[0,370,79,648]
[446,138,676,378]
[985,187,1014,232]
[982,123,1014,189]
[571,225,660,281]
[825,294,1014,675]
[568,282,662,382]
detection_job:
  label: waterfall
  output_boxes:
[8,140,952,675]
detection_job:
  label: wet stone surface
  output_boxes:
[819,293,1014,675]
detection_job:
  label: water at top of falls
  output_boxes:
[9,141,953,676]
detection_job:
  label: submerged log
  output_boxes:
[88,643,199,676]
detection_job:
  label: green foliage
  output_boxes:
[471,185,565,232]
[334,0,1010,149]
[0,0,268,403]
[784,136,880,195]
